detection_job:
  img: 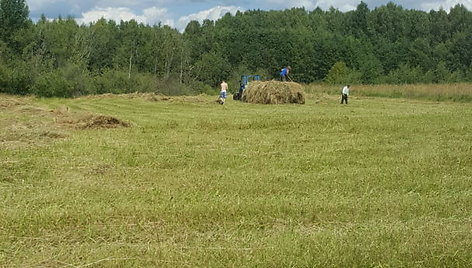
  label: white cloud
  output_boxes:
[264,0,317,9]
[27,0,56,12]
[176,5,243,31]
[314,0,357,11]
[420,0,472,11]
[76,6,174,27]
[74,5,243,31]
[142,7,174,27]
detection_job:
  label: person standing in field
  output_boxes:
[218,80,228,104]
[341,85,350,104]
[280,66,291,81]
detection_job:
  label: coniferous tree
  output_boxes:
[0,0,29,43]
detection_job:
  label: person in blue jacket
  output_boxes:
[280,66,291,81]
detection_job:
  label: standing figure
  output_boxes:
[280,66,291,81]
[341,85,350,104]
[218,80,228,104]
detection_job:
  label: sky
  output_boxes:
[26,0,472,31]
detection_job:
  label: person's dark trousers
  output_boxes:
[341,94,348,104]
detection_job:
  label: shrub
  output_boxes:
[325,61,362,85]
[162,78,204,96]
[33,70,72,97]
[0,62,11,93]
[94,69,132,94]
[60,63,96,97]
[382,64,425,84]
[133,72,158,93]
[8,61,34,95]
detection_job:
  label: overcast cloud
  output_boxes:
[26,0,472,31]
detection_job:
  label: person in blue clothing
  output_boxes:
[280,66,291,81]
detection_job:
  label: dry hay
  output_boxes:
[1,98,68,150]
[77,115,130,129]
[1,95,131,150]
[146,94,171,102]
[0,94,34,109]
[75,92,214,104]
[242,81,305,104]
[56,113,130,129]
[49,106,130,129]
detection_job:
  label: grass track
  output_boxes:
[1,93,472,266]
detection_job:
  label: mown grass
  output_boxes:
[306,83,472,102]
[1,91,472,267]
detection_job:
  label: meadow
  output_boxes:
[305,83,472,102]
[1,85,472,267]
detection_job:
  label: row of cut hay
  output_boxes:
[242,81,305,104]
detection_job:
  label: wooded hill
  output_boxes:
[1,0,471,97]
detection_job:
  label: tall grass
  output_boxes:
[305,83,472,102]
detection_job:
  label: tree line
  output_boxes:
[1,0,471,97]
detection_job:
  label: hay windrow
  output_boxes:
[0,94,34,109]
[77,93,207,103]
[54,111,130,129]
[77,115,130,129]
[241,81,305,104]
[1,95,130,150]
[1,97,68,150]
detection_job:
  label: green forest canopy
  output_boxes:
[1,0,472,97]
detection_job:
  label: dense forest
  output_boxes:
[0,0,471,97]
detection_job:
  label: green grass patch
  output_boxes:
[1,93,472,266]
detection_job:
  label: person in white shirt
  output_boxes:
[218,80,228,104]
[341,85,350,104]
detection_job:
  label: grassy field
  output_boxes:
[1,89,472,267]
[306,83,472,102]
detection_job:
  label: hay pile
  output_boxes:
[78,115,130,129]
[52,108,130,129]
[241,81,305,104]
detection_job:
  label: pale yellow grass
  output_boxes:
[304,83,472,102]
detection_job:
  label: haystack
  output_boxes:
[241,81,305,104]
